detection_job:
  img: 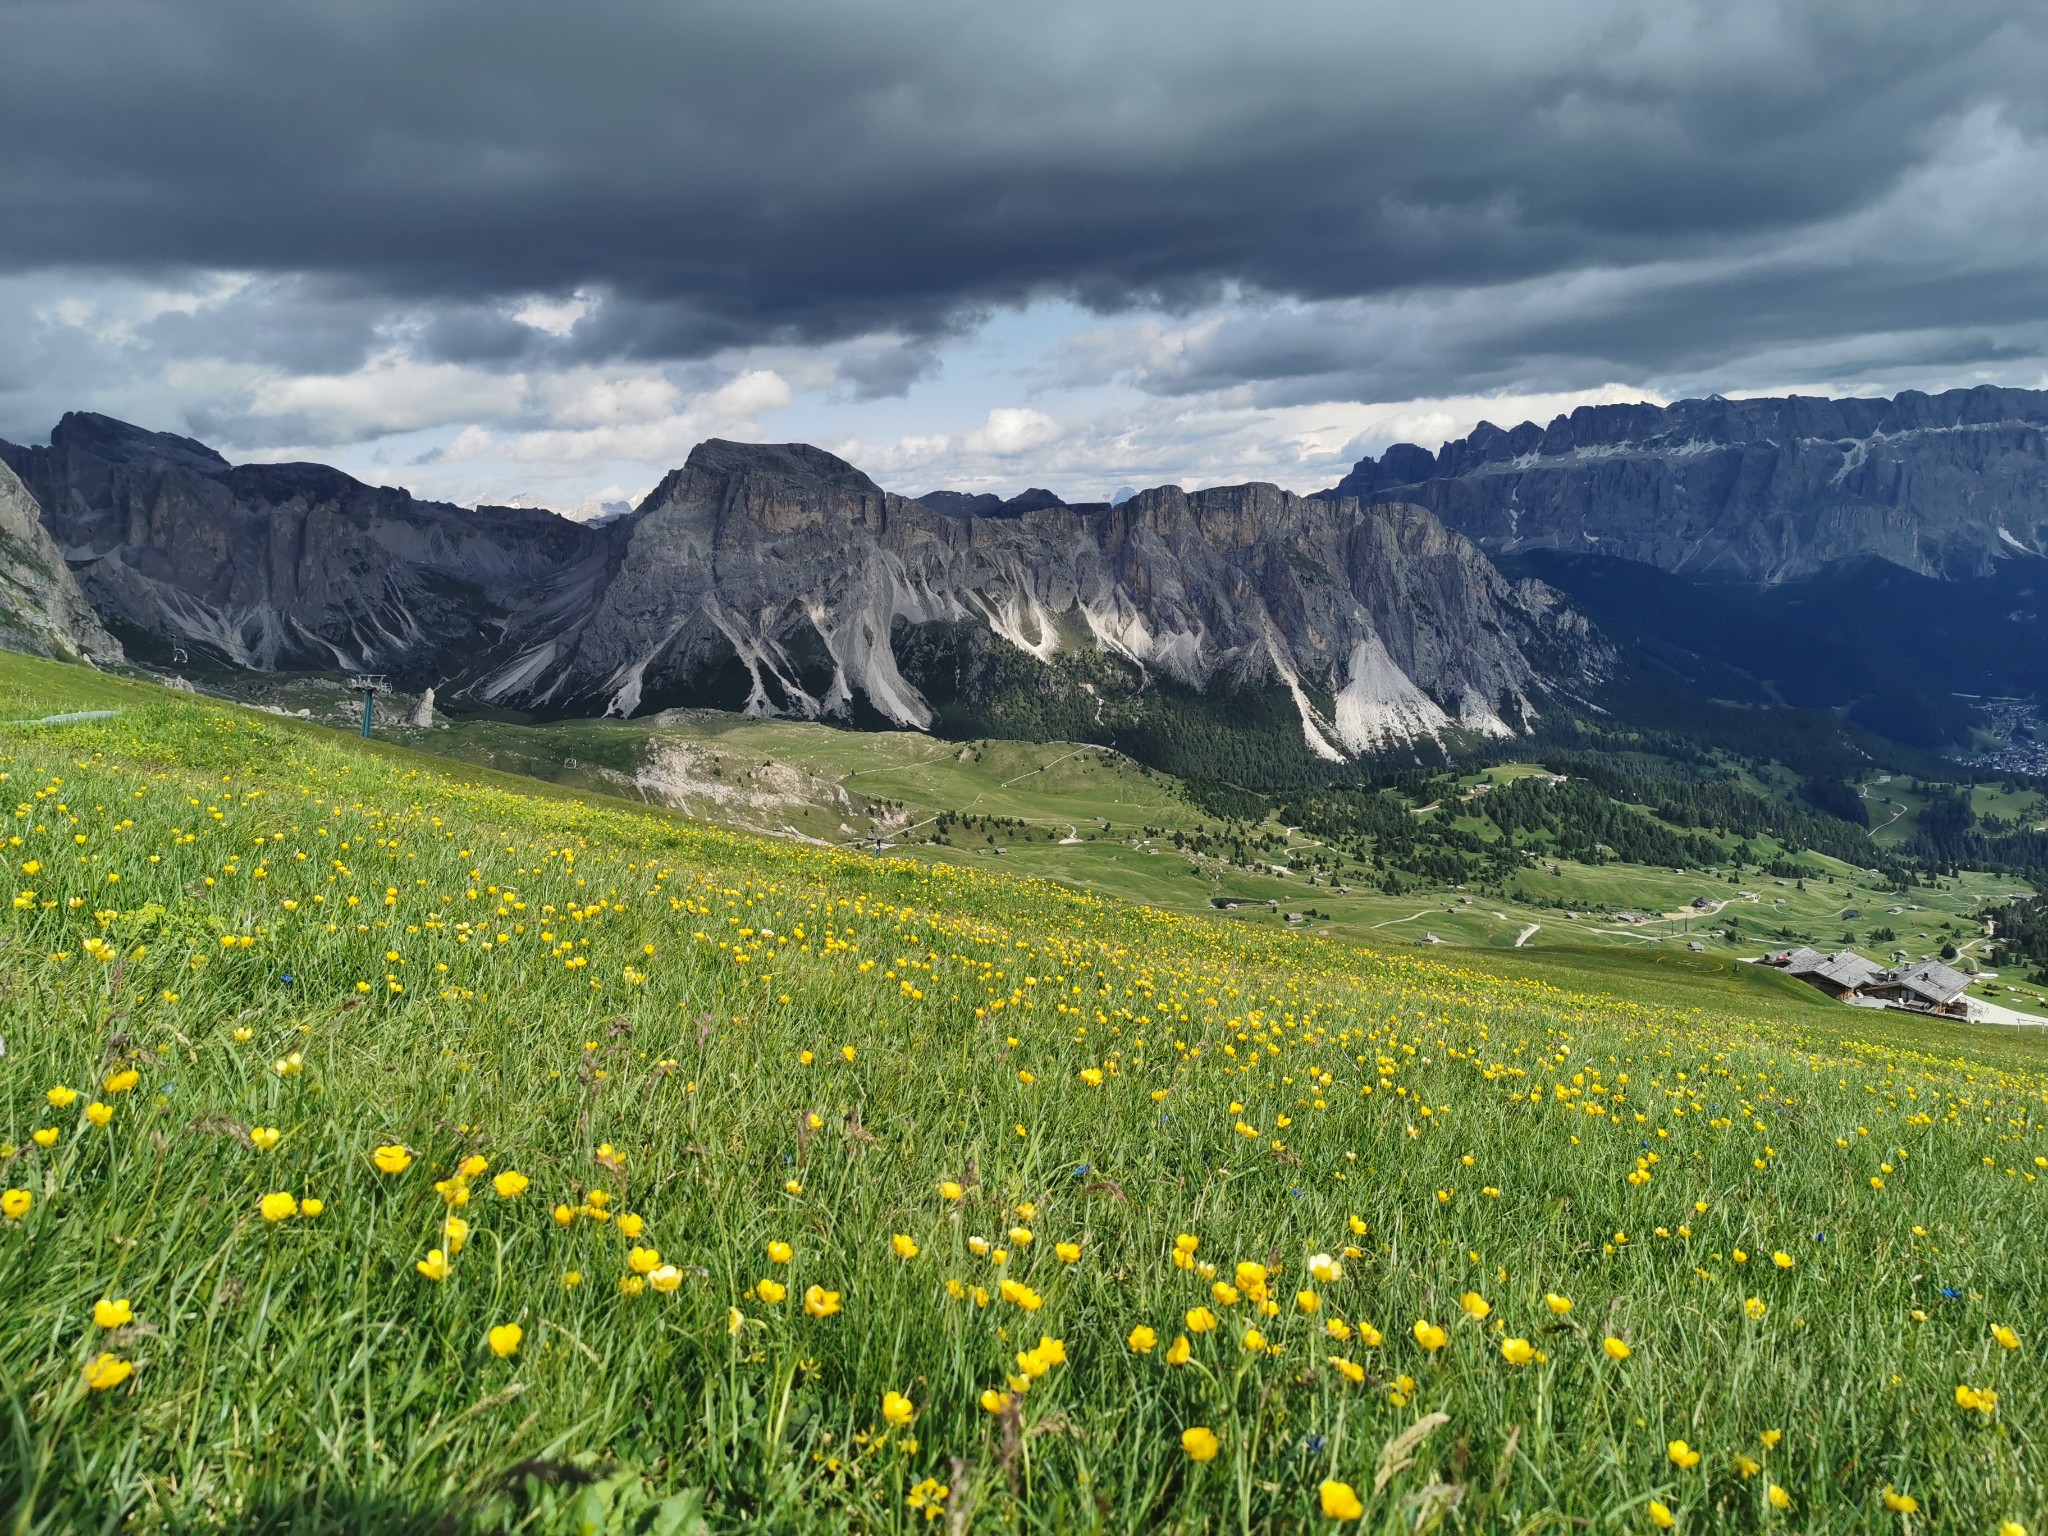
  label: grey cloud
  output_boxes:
[0,0,2043,405]
[833,337,947,402]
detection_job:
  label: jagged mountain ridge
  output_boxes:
[0,415,1606,759]
[0,413,617,677]
[1329,385,2048,583]
[493,439,1605,758]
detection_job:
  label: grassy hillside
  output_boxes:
[366,708,2028,991]
[4,653,2048,1534]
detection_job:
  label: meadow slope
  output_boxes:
[1,653,2045,1535]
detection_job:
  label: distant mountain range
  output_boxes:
[3,384,2046,766]
[1323,386,2048,750]
[0,415,1604,766]
[1329,385,2048,583]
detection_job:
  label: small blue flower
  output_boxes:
[1942,1286,1963,1300]
[280,973,295,985]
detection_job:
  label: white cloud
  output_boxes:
[487,367,794,466]
[242,349,530,439]
[532,368,683,427]
[704,368,795,418]
[965,406,1061,455]
[31,272,254,346]
[511,291,591,337]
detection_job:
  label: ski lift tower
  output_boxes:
[348,675,390,739]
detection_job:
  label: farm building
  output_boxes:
[1762,948,1971,1016]
[1862,959,1972,1016]
[1763,947,1884,999]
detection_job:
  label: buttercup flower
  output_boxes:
[1181,1426,1220,1462]
[803,1284,841,1318]
[1320,1480,1364,1521]
[84,1353,133,1391]
[488,1323,523,1358]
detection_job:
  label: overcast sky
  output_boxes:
[3,0,2045,510]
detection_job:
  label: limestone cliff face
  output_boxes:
[498,440,1607,757]
[1328,386,2048,583]
[1,412,614,676]
[0,457,119,665]
[1,418,1608,757]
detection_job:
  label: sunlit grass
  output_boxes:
[0,652,2044,1534]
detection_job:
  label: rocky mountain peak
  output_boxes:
[50,410,231,474]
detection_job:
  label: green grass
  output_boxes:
[368,714,2030,980]
[5,652,2048,1534]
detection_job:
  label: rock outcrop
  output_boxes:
[1,417,1607,758]
[0,457,120,665]
[1328,386,2048,583]
[477,440,1605,757]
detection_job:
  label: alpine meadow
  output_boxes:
[2,652,2045,1536]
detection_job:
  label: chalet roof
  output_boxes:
[1797,950,1884,991]
[1872,959,1970,1005]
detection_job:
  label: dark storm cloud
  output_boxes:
[0,0,2044,397]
